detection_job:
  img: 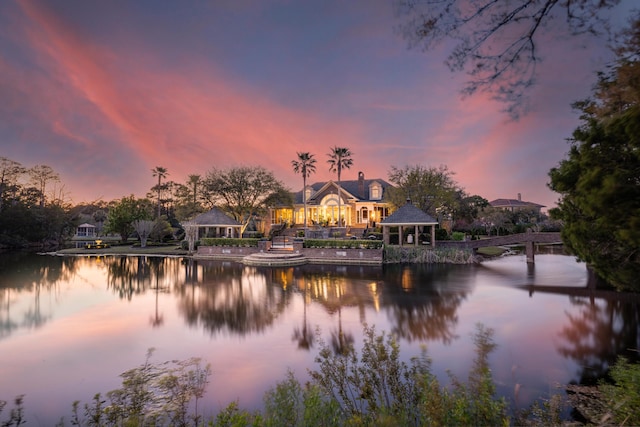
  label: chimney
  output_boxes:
[358,171,365,198]
[517,193,521,201]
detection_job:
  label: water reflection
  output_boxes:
[557,296,640,384]
[0,253,80,339]
[378,264,473,344]
[2,252,640,425]
[176,263,293,335]
[105,256,177,300]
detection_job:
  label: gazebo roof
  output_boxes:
[380,200,437,226]
[189,208,241,226]
[77,223,96,228]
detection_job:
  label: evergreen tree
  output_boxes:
[549,14,640,291]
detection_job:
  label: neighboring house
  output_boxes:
[75,223,97,238]
[270,172,394,229]
[489,193,545,214]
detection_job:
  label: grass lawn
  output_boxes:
[475,246,509,257]
[55,244,189,256]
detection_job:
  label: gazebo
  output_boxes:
[183,208,243,252]
[76,223,97,238]
[380,199,438,246]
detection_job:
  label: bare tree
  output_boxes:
[395,0,621,117]
[203,166,289,234]
[133,220,154,248]
[0,157,26,209]
[28,164,60,207]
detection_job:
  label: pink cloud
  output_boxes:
[10,1,376,200]
[1,0,610,209]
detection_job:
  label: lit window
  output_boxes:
[370,185,380,200]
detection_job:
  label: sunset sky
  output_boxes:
[0,0,634,210]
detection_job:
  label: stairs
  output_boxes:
[242,251,307,266]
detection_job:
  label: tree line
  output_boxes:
[0,149,552,247]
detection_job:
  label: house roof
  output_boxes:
[489,198,545,208]
[380,200,437,226]
[190,208,241,226]
[77,223,96,228]
[293,176,393,204]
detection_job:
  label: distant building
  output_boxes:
[489,193,545,214]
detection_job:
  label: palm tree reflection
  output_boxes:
[330,303,354,356]
[149,259,170,328]
[291,269,360,355]
[292,278,315,350]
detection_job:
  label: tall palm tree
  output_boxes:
[188,174,201,205]
[152,166,169,218]
[327,146,353,227]
[291,152,317,233]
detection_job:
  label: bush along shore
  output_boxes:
[2,324,637,426]
[384,246,476,264]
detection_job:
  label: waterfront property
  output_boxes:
[269,171,394,233]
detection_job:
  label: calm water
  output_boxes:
[0,251,638,424]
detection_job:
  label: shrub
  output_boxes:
[0,395,25,426]
[70,349,211,427]
[262,370,342,427]
[211,401,260,426]
[303,239,383,249]
[199,238,259,247]
[384,246,475,264]
[451,231,466,241]
[308,323,509,426]
[599,357,640,425]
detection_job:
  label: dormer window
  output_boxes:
[305,186,313,201]
[369,182,381,200]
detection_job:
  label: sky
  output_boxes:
[0,0,634,210]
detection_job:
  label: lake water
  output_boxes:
[0,251,638,424]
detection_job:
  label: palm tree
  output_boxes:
[152,166,169,218]
[291,152,317,233]
[327,146,353,226]
[188,174,201,205]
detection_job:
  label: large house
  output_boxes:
[489,193,545,214]
[270,172,394,229]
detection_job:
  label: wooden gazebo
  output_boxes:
[380,199,438,246]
